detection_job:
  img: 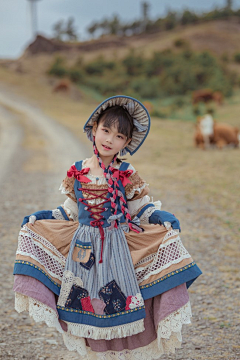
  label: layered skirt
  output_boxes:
[13,220,201,359]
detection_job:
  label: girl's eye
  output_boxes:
[102,128,109,133]
[117,135,124,139]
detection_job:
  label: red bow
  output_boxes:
[111,169,133,187]
[67,165,91,183]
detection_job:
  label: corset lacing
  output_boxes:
[78,187,109,263]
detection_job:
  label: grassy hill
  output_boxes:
[0,19,239,243]
[1,19,240,75]
[1,19,238,121]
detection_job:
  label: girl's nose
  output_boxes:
[106,136,113,143]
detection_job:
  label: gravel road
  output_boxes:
[0,88,239,360]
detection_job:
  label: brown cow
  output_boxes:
[53,80,70,93]
[212,91,224,106]
[195,117,239,149]
[213,123,239,148]
[192,89,224,105]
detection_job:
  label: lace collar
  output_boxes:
[82,158,120,184]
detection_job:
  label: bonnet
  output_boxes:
[83,95,151,155]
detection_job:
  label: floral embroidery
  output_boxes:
[112,299,122,312]
[125,293,144,310]
[100,287,113,295]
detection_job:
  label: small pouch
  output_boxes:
[99,280,127,315]
[72,239,92,263]
[80,252,95,270]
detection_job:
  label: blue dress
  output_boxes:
[13,159,202,355]
[57,160,146,339]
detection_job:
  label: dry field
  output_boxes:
[0,65,239,359]
[0,66,239,240]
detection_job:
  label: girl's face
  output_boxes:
[92,120,131,160]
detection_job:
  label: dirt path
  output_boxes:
[0,89,87,360]
[0,88,239,360]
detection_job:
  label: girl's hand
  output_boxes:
[29,215,37,226]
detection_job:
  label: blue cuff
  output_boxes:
[137,204,155,219]
[57,206,70,221]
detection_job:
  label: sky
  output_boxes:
[0,0,240,59]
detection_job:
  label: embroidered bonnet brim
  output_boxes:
[83,95,151,155]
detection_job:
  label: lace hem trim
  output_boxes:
[67,319,145,340]
[14,292,191,359]
[158,301,191,341]
[62,301,192,359]
[15,292,63,334]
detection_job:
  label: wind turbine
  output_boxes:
[27,0,42,38]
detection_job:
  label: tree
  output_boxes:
[65,17,78,41]
[52,20,64,41]
[87,21,99,38]
[52,17,78,41]
[109,15,121,35]
[181,10,198,25]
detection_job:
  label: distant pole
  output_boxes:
[141,2,150,32]
[226,0,233,10]
[27,0,42,38]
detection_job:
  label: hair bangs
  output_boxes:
[97,106,133,139]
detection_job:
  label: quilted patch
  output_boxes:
[99,280,127,315]
[65,284,89,310]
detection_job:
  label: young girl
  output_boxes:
[13,95,201,359]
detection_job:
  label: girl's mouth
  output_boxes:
[102,145,112,150]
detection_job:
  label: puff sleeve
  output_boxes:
[125,164,162,224]
[58,165,78,221]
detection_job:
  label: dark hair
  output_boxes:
[96,105,134,140]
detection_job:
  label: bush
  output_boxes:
[85,56,115,75]
[150,109,168,118]
[130,77,160,98]
[221,53,229,63]
[47,47,234,102]
[174,38,189,48]
[233,52,240,63]
[122,50,145,76]
[48,57,68,78]
[84,77,127,96]
[68,68,84,83]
